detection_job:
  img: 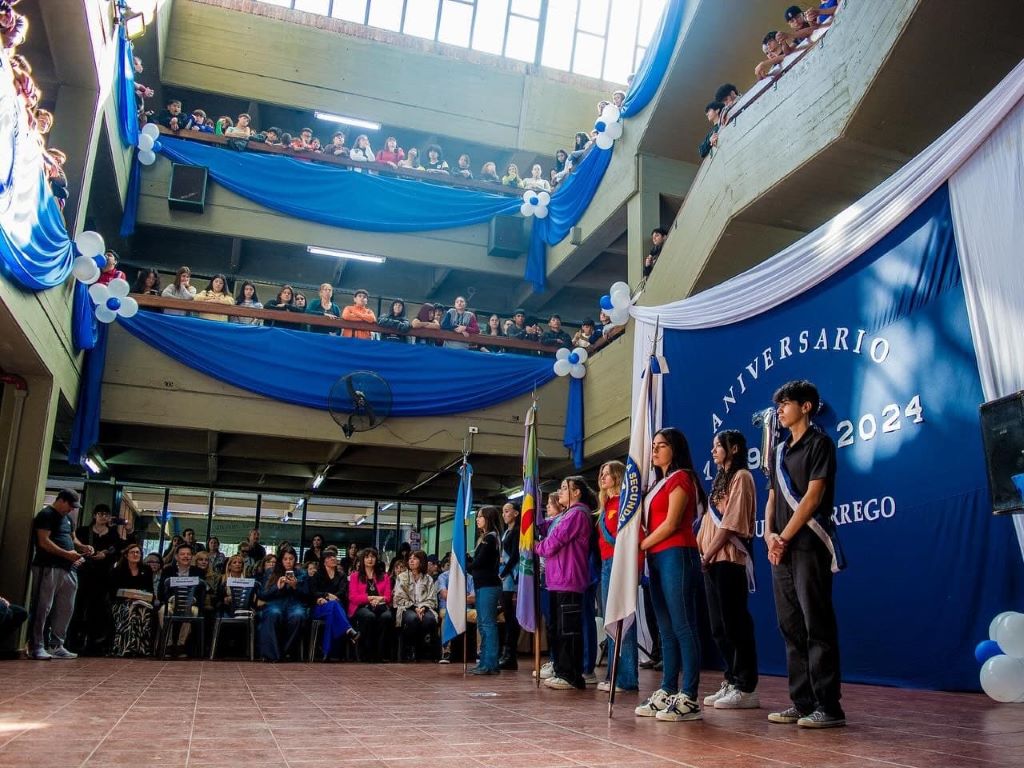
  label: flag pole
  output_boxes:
[533,550,542,688]
[461,454,470,677]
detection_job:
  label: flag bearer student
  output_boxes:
[765,379,845,728]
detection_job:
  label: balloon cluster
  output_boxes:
[88,279,139,323]
[553,347,588,379]
[137,122,162,166]
[594,104,623,150]
[599,281,632,328]
[70,231,108,285]
[977,611,1024,703]
[521,190,551,219]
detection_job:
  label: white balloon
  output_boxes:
[537,191,551,207]
[74,230,105,259]
[573,347,589,364]
[605,121,623,140]
[141,122,161,140]
[138,149,157,166]
[72,256,100,284]
[996,613,1024,658]
[137,133,155,152]
[595,133,614,150]
[555,348,571,361]
[609,281,629,296]
[610,287,631,310]
[980,655,1024,703]
[88,283,110,305]
[95,306,118,324]
[520,202,533,217]
[534,205,549,220]
[107,278,131,298]
[601,104,621,124]
[609,306,630,326]
[570,364,586,379]
[991,611,1020,641]
[553,359,572,377]
[118,296,139,319]
[522,190,535,204]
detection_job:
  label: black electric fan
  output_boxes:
[327,371,393,438]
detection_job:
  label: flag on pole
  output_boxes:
[442,462,473,645]
[516,403,539,632]
[603,352,667,639]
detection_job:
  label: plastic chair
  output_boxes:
[210,584,257,660]
[159,583,204,659]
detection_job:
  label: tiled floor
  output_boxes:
[0,659,1021,768]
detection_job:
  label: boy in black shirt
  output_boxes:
[764,379,845,728]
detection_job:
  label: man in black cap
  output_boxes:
[29,489,94,660]
[777,5,816,45]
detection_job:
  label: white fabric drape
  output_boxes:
[949,97,1024,554]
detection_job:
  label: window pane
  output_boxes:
[403,0,440,39]
[603,0,639,83]
[633,44,647,72]
[472,0,509,55]
[510,0,540,17]
[293,0,330,13]
[331,0,368,22]
[368,0,403,30]
[260,0,293,8]
[637,0,667,44]
[504,15,538,63]
[540,0,577,72]
[438,0,473,47]
[572,31,604,78]
[576,0,609,35]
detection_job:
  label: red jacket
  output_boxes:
[347,570,392,617]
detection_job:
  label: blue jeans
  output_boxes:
[600,558,639,690]
[476,586,501,671]
[647,546,701,698]
[312,600,353,658]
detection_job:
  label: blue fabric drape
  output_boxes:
[72,281,98,351]
[154,137,523,232]
[119,156,141,236]
[115,27,139,148]
[622,0,686,117]
[0,170,75,290]
[563,376,584,469]
[68,323,109,466]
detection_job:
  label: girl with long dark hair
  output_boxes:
[257,548,309,661]
[468,505,503,674]
[498,502,521,669]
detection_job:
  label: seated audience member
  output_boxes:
[715,83,741,127]
[392,550,438,661]
[341,289,376,339]
[502,318,515,337]
[349,134,376,164]
[399,147,422,170]
[523,163,551,193]
[411,302,443,345]
[252,552,276,582]
[96,251,127,286]
[0,594,28,658]
[193,274,235,321]
[214,115,233,135]
[263,127,283,147]
[378,299,411,342]
[348,547,393,662]
[441,296,479,349]
[231,280,263,325]
[132,268,161,296]
[376,136,405,167]
[423,145,449,174]
[599,310,615,337]
[290,127,320,152]
[158,543,206,657]
[108,543,155,658]
[553,149,568,177]
[479,161,500,183]
[192,550,220,619]
[162,535,183,566]
[293,293,308,324]
[311,548,358,659]
[304,536,326,566]
[541,314,572,347]
[502,163,523,188]
[265,285,303,327]
[323,131,348,158]
[524,317,542,346]
[699,101,724,159]
[162,266,197,315]
[158,99,186,131]
[436,564,475,663]
[207,537,226,573]
[611,90,626,108]
[479,314,505,353]
[145,553,163,594]
[307,283,342,334]
[755,31,790,80]
[572,318,599,348]
[453,153,473,180]
[258,548,309,662]
[644,227,668,278]
[224,113,252,138]
[214,554,247,615]
[389,557,408,588]
[1,2,27,53]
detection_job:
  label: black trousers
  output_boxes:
[354,605,393,662]
[500,590,520,654]
[0,601,28,635]
[704,562,758,692]
[400,608,438,657]
[550,590,585,688]
[772,546,843,715]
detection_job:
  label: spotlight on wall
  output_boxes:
[280,512,293,523]
[314,111,382,131]
[306,245,386,264]
[84,457,102,474]
[312,469,327,489]
[355,515,367,526]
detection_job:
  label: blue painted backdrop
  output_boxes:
[661,186,1024,690]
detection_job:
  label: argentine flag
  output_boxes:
[442,462,474,644]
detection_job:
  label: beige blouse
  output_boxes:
[697,469,756,566]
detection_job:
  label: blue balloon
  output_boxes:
[568,352,580,365]
[595,120,607,133]
[529,196,539,206]
[976,639,1002,664]
[600,294,613,311]
[106,297,122,312]
[152,139,163,152]
[93,254,107,269]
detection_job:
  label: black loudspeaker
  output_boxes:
[979,391,1024,515]
[488,215,526,258]
[167,163,208,213]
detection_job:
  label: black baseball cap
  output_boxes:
[784,5,804,21]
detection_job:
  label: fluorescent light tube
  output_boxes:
[306,245,386,264]
[314,111,382,131]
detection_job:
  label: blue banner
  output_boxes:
[661,185,1024,690]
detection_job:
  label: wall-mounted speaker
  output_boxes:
[167,163,208,213]
[488,215,526,258]
[979,391,1024,515]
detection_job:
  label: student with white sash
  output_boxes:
[765,380,845,729]
[697,429,759,709]
[635,428,706,722]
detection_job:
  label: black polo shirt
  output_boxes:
[772,425,837,551]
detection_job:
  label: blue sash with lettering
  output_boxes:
[775,441,847,573]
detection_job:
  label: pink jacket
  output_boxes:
[536,502,592,593]
[347,571,392,617]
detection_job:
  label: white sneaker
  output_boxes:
[28,647,52,661]
[703,680,731,706]
[714,687,760,709]
[598,680,628,693]
[544,676,576,690]
[656,693,703,721]
[582,672,599,686]
[634,688,673,717]
[48,646,78,660]
[532,661,555,679]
